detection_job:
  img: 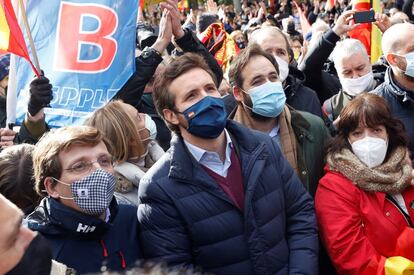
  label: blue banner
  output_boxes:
[14,0,138,127]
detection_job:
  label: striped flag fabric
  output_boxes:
[0,0,39,76]
[199,22,240,76]
[325,0,335,11]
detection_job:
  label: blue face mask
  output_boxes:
[242,81,286,118]
[180,96,227,139]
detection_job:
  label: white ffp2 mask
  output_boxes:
[340,71,374,96]
[350,136,388,168]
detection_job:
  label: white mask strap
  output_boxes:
[52,177,73,200]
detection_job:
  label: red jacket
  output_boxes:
[315,167,414,275]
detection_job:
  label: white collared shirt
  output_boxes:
[184,129,233,177]
[269,124,281,148]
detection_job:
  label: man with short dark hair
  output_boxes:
[249,26,322,117]
[228,44,330,197]
[138,52,318,274]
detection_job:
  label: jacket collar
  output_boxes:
[27,197,118,239]
[288,107,314,142]
[168,120,265,182]
[384,68,414,105]
[168,120,269,209]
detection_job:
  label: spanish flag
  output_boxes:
[178,0,189,11]
[0,0,39,75]
[348,0,382,64]
[199,23,240,77]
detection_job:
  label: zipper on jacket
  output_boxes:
[118,251,126,269]
[100,239,109,257]
[386,194,414,228]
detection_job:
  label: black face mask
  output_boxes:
[237,41,246,49]
[6,234,52,275]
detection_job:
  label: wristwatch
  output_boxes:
[141,46,162,59]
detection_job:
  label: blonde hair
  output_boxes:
[85,100,145,163]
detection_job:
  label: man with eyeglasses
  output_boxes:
[24,126,141,274]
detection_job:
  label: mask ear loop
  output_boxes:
[237,87,255,112]
[388,53,409,74]
[49,177,74,200]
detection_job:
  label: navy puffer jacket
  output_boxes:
[138,120,318,275]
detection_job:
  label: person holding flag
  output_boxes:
[0,0,53,149]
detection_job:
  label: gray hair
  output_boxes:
[331,38,369,69]
[249,26,291,51]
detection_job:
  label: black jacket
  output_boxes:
[285,67,323,117]
[0,96,5,128]
[372,68,414,161]
[299,29,342,103]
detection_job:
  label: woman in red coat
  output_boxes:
[316,93,414,275]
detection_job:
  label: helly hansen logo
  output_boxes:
[76,223,96,233]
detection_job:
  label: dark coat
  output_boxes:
[298,29,342,103]
[372,68,414,161]
[0,96,5,128]
[25,198,141,274]
[138,120,318,275]
[285,67,323,117]
[290,108,331,197]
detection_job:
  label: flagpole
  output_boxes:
[17,0,41,76]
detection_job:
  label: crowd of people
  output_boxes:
[1,0,414,274]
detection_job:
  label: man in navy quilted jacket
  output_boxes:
[138,47,318,274]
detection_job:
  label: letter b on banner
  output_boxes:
[54,2,118,73]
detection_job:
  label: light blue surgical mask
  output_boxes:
[242,81,286,118]
[392,51,414,78]
[403,52,414,77]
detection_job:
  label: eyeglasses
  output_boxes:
[64,155,114,174]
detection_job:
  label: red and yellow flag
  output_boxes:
[348,0,382,64]
[199,22,240,76]
[0,0,39,75]
[178,0,189,11]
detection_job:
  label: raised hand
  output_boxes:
[151,8,173,54]
[27,76,53,117]
[332,10,359,36]
[374,12,391,33]
[206,0,218,14]
[161,0,185,39]
[0,128,16,148]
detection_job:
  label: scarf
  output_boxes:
[327,146,412,194]
[232,105,299,174]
